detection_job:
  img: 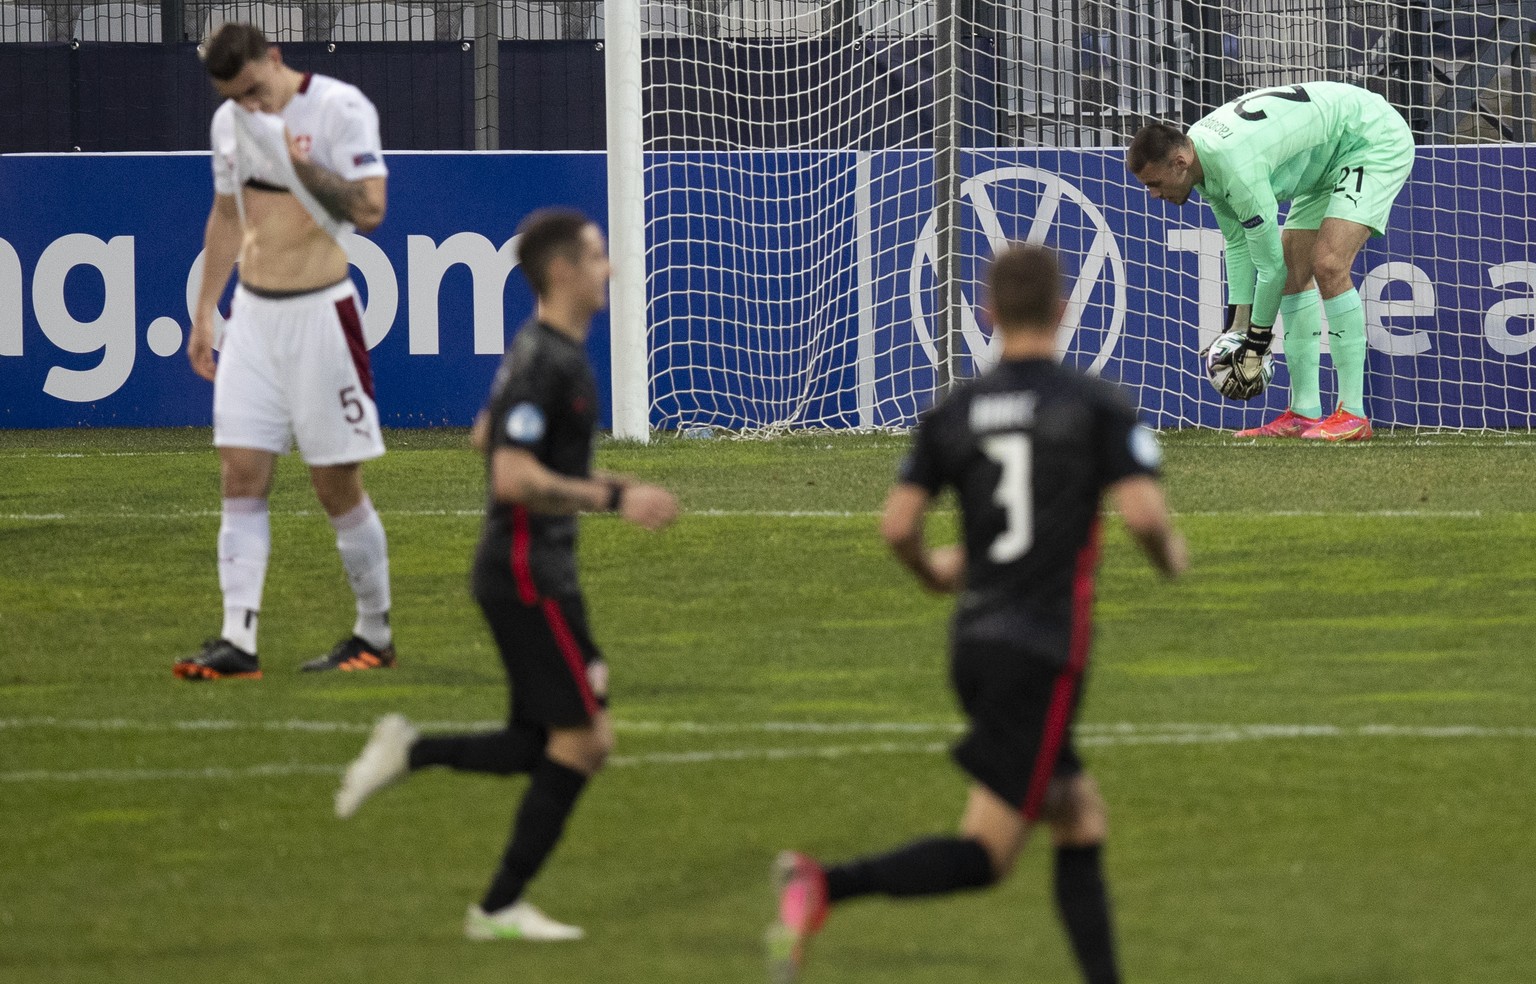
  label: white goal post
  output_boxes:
[607,0,1536,438]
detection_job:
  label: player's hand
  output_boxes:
[1232,325,1274,387]
[286,126,310,164]
[923,544,966,594]
[187,314,217,382]
[618,483,679,531]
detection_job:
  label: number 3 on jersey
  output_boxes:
[982,433,1032,562]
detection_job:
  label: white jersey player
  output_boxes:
[176,23,398,680]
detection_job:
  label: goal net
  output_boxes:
[622,0,1536,434]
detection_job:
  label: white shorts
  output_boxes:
[213,280,386,466]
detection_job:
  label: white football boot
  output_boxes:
[464,901,585,941]
[335,713,417,818]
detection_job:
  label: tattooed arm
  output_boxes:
[285,129,387,232]
[492,446,616,515]
[491,446,678,531]
[290,161,387,233]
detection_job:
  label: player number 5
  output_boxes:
[339,385,365,424]
[982,433,1033,563]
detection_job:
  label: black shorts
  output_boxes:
[950,643,1085,819]
[476,585,608,728]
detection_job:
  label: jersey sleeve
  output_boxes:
[487,353,561,456]
[896,403,950,495]
[210,104,236,196]
[1210,202,1256,306]
[1218,177,1285,328]
[1095,384,1162,487]
[318,88,388,183]
[1238,214,1286,329]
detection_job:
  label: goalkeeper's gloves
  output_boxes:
[1223,304,1272,379]
[1217,360,1268,400]
[1233,323,1274,385]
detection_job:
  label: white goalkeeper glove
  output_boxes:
[1233,323,1274,389]
[1221,304,1274,389]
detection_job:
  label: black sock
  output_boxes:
[480,756,589,913]
[1054,844,1120,984]
[824,836,994,902]
[407,723,545,775]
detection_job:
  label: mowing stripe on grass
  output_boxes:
[6,717,1536,739]
[0,763,346,783]
[0,508,1494,522]
[5,722,1536,784]
[0,451,208,459]
[0,743,952,783]
[4,437,1536,461]
[0,716,961,734]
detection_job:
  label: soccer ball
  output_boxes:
[1202,330,1274,401]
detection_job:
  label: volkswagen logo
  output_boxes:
[908,165,1127,375]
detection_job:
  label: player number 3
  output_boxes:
[982,433,1033,563]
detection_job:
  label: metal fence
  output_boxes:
[1,0,1532,148]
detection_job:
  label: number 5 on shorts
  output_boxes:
[339,385,365,424]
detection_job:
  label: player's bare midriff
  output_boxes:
[238,186,350,293]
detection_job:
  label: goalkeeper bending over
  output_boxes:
[1128,81,1415,441]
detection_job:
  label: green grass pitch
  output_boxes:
[2,427,1535,983]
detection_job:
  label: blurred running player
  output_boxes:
[769,243,1187,984]
[335,210,679,941]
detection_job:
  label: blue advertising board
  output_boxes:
[0,151,610,429]
[645,145,1536,430]
[3,146,1535,430]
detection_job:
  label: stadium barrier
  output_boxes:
[1,146,1533,430]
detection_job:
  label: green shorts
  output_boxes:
[1284,114,1415,237]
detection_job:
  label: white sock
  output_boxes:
[330,495,392,648]
[218,497,270,654]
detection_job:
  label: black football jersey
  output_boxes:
[474,319,600,599]
[899,358,1161,663]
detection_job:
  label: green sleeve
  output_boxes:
[1224,182,1285,328]
[1211,203,1256,307]
[1243,217,1286,329]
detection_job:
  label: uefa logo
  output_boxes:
[908,165,1127,375]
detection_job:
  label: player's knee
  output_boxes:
[310,466,365,516]
[587,728,615,770]
[1045,774,1109,846]
[575,724,615,772]
[953,826,1014,885]
[1280,255,1314,292]
[219,460,271,498]
[1281,250,1312,285]
[546,723,612,775]
[1283,269,1316,294]
[1311,253,1356,295]
[977,839,1016,883]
